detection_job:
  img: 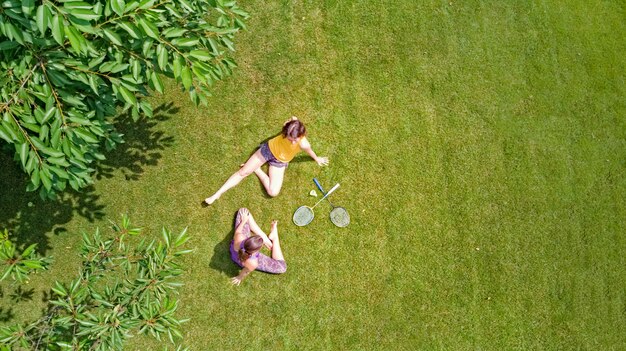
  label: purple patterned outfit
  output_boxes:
[229,209,287,274]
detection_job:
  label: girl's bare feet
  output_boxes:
[204,195,219,205]
[269,220,279,241]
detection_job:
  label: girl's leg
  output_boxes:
[246,212,275,249]
[268,220,284,261]
[204,150,266,205]
[254,220,286,274]
[246,212,267,237]
[234,208,251,237]
[253,165,286,197]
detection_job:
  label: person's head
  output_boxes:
[281,117,306,144]
[237,235,264,263]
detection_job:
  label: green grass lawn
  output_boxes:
[2,0,626,349]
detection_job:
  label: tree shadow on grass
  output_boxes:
[0,150,104,254]
[96,102,177,181]
[209,212,239,277]
[0,102,179,256]
[0,102,180,325]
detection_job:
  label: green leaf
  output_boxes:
[0,124,12,143]
[150,72,164,93]
[64,1,93,10]
[21,0,35,15]
[118,85,137,105]
[157,44,168,70]
[103,28,122,45]
[31,166,40,188]
[132,59,141,80]
[138,0,156,9]
[49,164,69,178]
[88,74,99,95]
[19,143,28,167]
[6,22,25,45]
[40,166,52,191]
[66,26,84,54]
[52,281,67,297]
[70,8,101,21]
[52,14,65,45]
[36,4,50,34]
[73,128,98,143]
[172,53,183,78]
[118,21,141,39]
[110,0,126,16]
[0,40,19,50]
[21,243,37,257]
[42,106,56,124]
[172,37,199,47]
[163,27,187,38]
[207,37,219,55]
[189,50,211,61]
[138,17,159,39]
[181,66,192,90]
[51,128,62,148]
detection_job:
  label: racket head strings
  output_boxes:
[330,207,350,227]
[293,206,315,226]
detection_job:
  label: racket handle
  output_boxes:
[311,183,339,209]
[325,183,340,197]
[313,178,326,194]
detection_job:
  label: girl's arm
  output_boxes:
[231,261,258,286]
[300,137,329,166]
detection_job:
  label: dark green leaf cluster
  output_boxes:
[0,228,51,283]
[0,0,249,199]
[0,215,192,350]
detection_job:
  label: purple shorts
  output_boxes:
[259,142,288,168]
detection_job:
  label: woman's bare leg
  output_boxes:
[253,165,286,197]
[268,220,284,261]
[204,150,266,205]
[245,211,273,249]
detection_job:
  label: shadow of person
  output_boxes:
[208,212,239,277]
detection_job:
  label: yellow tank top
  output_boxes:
[268,135,301,163]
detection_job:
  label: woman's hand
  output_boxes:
[238,208,250,223]
[283,116,298,125]
[316,156,329,166]
[230,276,243,286]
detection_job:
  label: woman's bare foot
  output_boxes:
[204,195,219,205]
[269,220,279,241]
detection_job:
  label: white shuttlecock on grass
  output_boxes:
[309,190,318,197]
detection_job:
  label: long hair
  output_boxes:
[237,235,264,263]
[281,118,306,139]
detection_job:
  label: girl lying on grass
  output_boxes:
[203,117,328,205]
[230,208,286,285]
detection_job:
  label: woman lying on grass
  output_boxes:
[230,208,286,286]
[203,117,329,205]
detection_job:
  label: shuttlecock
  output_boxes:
[309,190,318,197]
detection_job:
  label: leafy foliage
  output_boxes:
[0,229,51,283]
[0,0,248,199]
[0,215,192,350]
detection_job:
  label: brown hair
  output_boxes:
[281,118,306,139]
[237,236,263,263]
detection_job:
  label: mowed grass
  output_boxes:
[2,0,626,349]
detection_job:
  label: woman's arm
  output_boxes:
[231,261,258,286]
[300,137,329,166]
